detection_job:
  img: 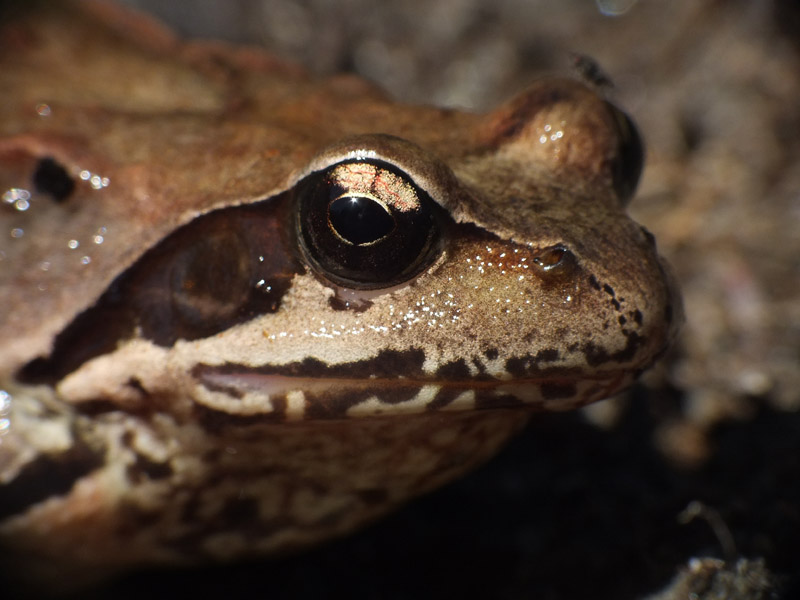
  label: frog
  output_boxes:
[0,0,679,589]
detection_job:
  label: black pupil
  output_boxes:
[328,195,395,245]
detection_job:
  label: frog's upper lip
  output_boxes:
[191,362,636,419]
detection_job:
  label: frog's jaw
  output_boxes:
[0,407,525,590]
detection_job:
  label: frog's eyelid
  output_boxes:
[297,133,460,211]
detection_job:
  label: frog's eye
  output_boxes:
[295,159,440,289]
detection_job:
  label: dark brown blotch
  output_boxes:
[505,348,560,377]
[436,359,471,380]
[582,330,645,367]
[0,440,103,520]
[126,453,173,484]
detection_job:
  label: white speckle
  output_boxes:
[39,261,51,271]
[79,170,91,181]
[93,234,104,244]
[81,256,91,265]
[0,418,9,436]
[347,148,378,160]
[67,239,79,249]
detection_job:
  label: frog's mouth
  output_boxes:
[191,361,633,421]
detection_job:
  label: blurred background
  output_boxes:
[80,0,800,597]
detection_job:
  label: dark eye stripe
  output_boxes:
[17,193,301,385]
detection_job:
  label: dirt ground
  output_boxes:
[26,1,800,598]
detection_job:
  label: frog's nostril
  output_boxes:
[532,244,578,279]
[32,157,75,202]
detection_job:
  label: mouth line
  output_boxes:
[194,364,627,397]
[188,363,636,421]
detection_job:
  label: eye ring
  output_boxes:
[295,159,441,290]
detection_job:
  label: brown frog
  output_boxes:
[0,0,679,588]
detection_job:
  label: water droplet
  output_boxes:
[3,188,31,203]
[35,103,52,117]
[10,227,24,238]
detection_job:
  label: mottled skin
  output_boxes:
[0,1,679,589]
